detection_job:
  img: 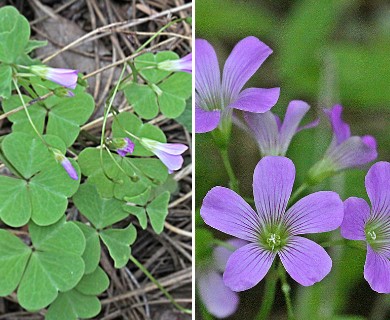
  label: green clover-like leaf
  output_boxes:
[0,6,30,64]
[0,218,86,311]
[0,132,80,226]
[3,82,94,147]
[175,98,192,132]
[135,51,179,83]
[46,267,109,320]
[146,191,170,234]
[100,224,137,268]
[77,148,167,200]
[124,72,191,119]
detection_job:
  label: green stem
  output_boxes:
[254,263,278,320]
[278,263,295,320]
[219,148,239,193]
[288,183,308,205]
[129,255,192,314]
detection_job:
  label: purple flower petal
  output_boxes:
[279,236,332,286]
[326,136,377,170]
[117,137,135,157]
[228,87,280,113]
[296,118,320,133]
[152,142,188,155]
[365,161,390,221]
[46,68,79,89]
[223,243,275,291]
[213,239,248,272]
[244,111,280,156]
[279,100,313,153]
[253,156,295,226]
[198,270,239,318]
[195,105,221,133]
[200,186,261,242]
[364,245,390,293]
[324,105,351,144]
[340,197,370,240]
[195,39,221,112]
[222,36,272,100]
[284,191,343,235]
[61,158,78,180]
[153,150,184,172]
[178,53,192,73]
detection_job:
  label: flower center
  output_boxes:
[266,233,281,251]
[259,224,289,252]
[365,219,390,252]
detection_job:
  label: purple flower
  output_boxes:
[308,105,377,185]
[244,100,319,156]
[30,65,79,89]
[114,137,135,157]
[197,239,246,318]
[158,53,192,73]
[140,138,188,172]
[53,149,78,180]
[195,37,280,133]
[200,156,344,291]
[341,161,390,293]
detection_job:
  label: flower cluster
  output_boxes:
[196,35,384,318]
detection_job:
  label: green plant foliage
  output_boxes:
[176,98,192,132]
[100,224,137,268]
[73,183,129,230]
[77,147,168,200]
[124,72,191,119]
[24,39,47,54]
[0,64,12,99]
[146,191,170,234]
[0,6,30,64]
[112,112,166,156]
[3,82,95,147]
[46,267,109,320]
[0,218,86,311]
[0,132,80,226]
[135,51,179,83]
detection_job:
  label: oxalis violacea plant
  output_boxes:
[0,6,192,319]
[195,36,382,320]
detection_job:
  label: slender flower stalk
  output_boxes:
[307,105,377,185]
[245,100,319,156]
[140,138,188,172]
[341,161,390,293]
[201,156,344,291]
[28,65,78,89]
[157,53,192,73]
[195,36,280,133]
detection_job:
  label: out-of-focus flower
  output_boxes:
[157,53,192,73]
[140,138,187,172]
[341,161,390,293]
[195,36,280,133]
[307,105,377,185]
[197,239,246,318]
[244,100,319,156]
[201,156,344,291]
[30,65,78,89]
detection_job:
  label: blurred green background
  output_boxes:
[195,0,390,319]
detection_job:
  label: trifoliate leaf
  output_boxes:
[124,83,159,119]
[99,224,137,268]
[73,183,129,230]
[135,51,179,83]
[45,290,101,320]
[74,222,101,274]
[111,112,166,156]
[0,218,86,311]
[146,191,170,234]
[0,132,80,226]
[175,98,192,132]
[123,205,147,229]
[78,148,167,200]
[0,6,30,64]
